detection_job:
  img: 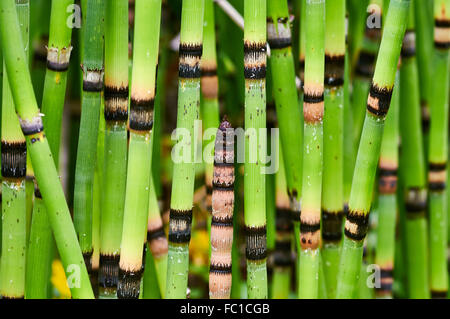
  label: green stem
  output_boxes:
[99,0,129,298]
[243,0,267,299]
[336,0,410,299]
[299,0,325,300]
[0,0,93,299]
[166,0,205,299]
[427,0,450,298]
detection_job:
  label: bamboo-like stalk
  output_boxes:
[267,0,302,260]
[336,0,410,299]
[298,0,325,300]
[201,0,220,229]
[25,187,52,298]
[166,0,205,299]
[117,0,162,299]
[413,0,434,146]
[73,0,105,276]
[428,0,450,299]
[209,118,235,299]
[375,69,400,299]
[271,148,292,299]
[145,170,168,298]
[348,0,370,71]
[99,0,129,298]
[0,0,94,299]
[352,0,383,153]
[321,0,346,299]
[0,0,29,299]
[243,0,268,299]
[399,4,430,299]
[41,0,74,163]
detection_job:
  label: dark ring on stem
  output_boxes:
[168,209,193,244]
[245,225,267,260]
[431,290,448,299]
[355,51,375,78]
[244,65,266,80]
[303,93,324,104]
[20,117,44,136]
[147,226,165,241]
[117,268,143,299]
[299,222,320,233]
[209,263,232,275]
[367,84,393,117]
[99,254,120,288]
[129,98,154,131]
[268,38,292,50]
[344,211,370,241]
[1,141,27,178]
[211,215,233,227]
[179,43,203,58]
[429,162,447,171]
[429,182,446,192]
[212,183,234,191]
[322,210,344,242]
[379,168,398,176]
[179,63,201,79]
[201,68,217,77]
[325,54,345,87]
[380,269,393,278]
[104,86,129,122]
[46,60,70,72]
[276,209,293,232]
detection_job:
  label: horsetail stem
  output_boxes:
[99,0,129,298]
[201,0,220,225]
[399,2,430,299]
[209,119,234,299]
[41,0,74,163]
[413,0,433,140]
[166,0,205,299]
[0,0,94,299]
[272,148,292,299]
[352,0,383,154]
[146,171,168,298]
[73,0,105,276]
[267,0,302,250]
[0,0,29,299]
[336,0,410,299]
[375,69,400,299]
[298,0,325,300]
[427,0,450,299]
[117,0,162,299]
[243,0,268,299]
[321,0,346,299]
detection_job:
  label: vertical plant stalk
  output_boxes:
[201,0,220,230]
[209,119,235,299]
[298,0,325,300]
[0,0,94,299]
[25,185,52,298]
[267,0,302,261]
[41,0,74,162]
[99,0,129,298]
[272,147,292,299]
[352,0,383,153]
[428,0,450,299]
[336,0,410,299]
[375,69,400,299]
[166,0,205,299]
[117,0,162,299]
[73,0,105,276]
[146,171,168,298]
[243,0,268,299]
[413,0,434,145]
[399,4,430,299]
[321,0,346,299]
[0,0,29,299]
